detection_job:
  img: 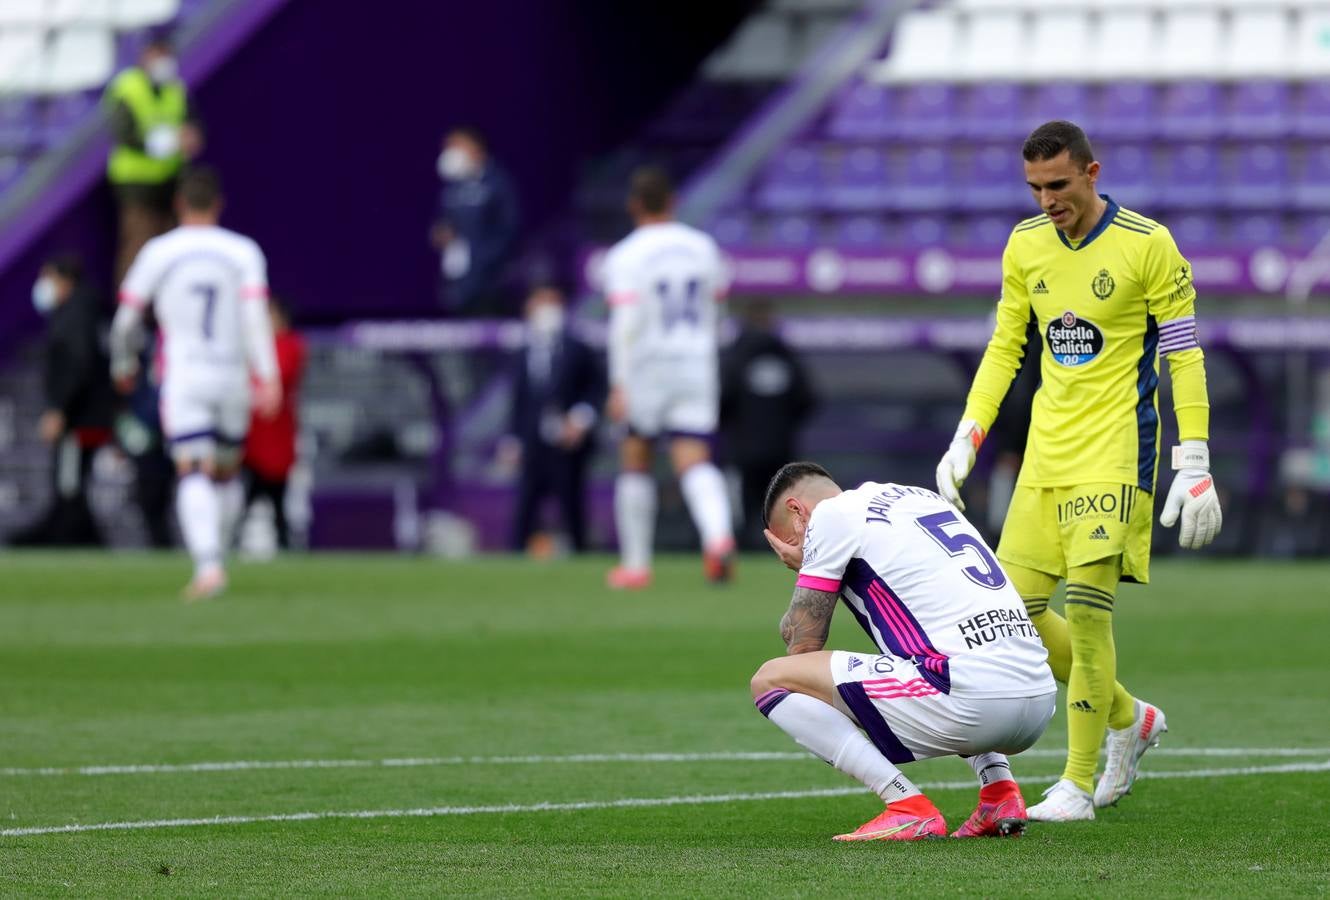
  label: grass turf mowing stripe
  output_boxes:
[3,747,1328,778]
[4,760,1327,837]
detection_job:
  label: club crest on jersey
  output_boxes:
[1091,268,1116,300]
[1047,312,1104,367]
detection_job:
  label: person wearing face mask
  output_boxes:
[103,32,203,284]
[499,283,604,554]
[8,255,113,547]
[430,127,521,317]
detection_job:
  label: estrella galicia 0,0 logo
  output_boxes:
[1047,311,1104,367]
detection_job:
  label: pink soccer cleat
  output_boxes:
[606,566,651,590]
[833,794,947,842]
[703,542,735,584]
[181,566,226,603]
[951,781,1028,838]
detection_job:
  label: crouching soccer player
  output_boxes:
[753,462,1056,841]
[937,121,1222,820]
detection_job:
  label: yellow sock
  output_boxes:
[1061,559,1125,793]
[1008,561,1135,729]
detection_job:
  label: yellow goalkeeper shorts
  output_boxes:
[996,483,1154,585]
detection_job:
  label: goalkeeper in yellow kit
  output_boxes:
[936,121,1223,822]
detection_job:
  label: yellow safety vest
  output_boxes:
[104,67,187,185]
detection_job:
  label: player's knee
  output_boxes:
[750,658,787,699]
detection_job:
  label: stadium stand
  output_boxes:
[707,0,1330,257]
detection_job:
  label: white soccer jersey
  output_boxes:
[116,224,276,389]
[797,482,1055,699]
[603,221,727,386]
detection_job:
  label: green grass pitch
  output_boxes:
[1,552,1328,896]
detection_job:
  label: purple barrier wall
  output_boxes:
[579,244,1323,297]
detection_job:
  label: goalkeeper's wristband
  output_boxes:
[1171,440,1210,471]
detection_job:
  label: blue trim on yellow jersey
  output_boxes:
[1137,316,1160,492]
[1116,210,1157,231]
[1057,194,1119,251]
[1111,220,1154,236]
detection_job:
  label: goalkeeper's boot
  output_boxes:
[1026,779,1095,822]
[951,780,1027,838]
[833,794,946,842]
[1095,700,1168,808]
[703,538,736,585]
[606,566,651,590]
[181,565,226,603]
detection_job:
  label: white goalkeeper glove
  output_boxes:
[1159,440,1222,550]
[936,419,985,511]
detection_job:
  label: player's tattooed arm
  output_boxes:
[779,587,838,655]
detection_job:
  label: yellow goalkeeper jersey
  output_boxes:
[962,196,1210,494]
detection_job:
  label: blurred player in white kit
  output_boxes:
[602,167,735,589]
[110,167,279,600]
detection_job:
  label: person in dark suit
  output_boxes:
[501,283,605,553]
[431,127,521,317]
[9,254,114,546]
[720,299,816,550]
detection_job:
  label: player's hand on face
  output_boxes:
[606,387,627,424]
[764,528,803,571]
[254,379,282,419]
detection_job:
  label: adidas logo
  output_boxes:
[847,656,863,671]
[1089,525,1110,541]
[1033,279,1049,294]
[1071,699,1097,713]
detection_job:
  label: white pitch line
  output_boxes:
[1,747,1327,778]
[3,760,1328,838]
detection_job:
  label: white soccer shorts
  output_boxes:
[159,374,251,465]
[829,650,1055,764]
[625,361,718,439]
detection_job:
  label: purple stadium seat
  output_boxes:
[837,215,888,248]
[893,83,959,141]
[41,92,95,148]
[1224,143,1289,209]
[1159,143,1220,209]
[827,146,892,212]
[895,214,948,248]
[707,210,754,245]
[825,82,895,141]
[765,213,818,248]
[1294,81,1330,138]
[1099,144,1153,211]
[1296,214,1330,249]
[1228,213,1285,248]
[1168,213,1221,249]
[957,145,1028,212]
[1158,82,1224,139]
[961,83,1025,140]
[960,215,1015,249]
[0,96,39,153]
[889,146,950,211]
[1294,146,1330,211]
[1094,84,1156,141]
[754,145,824,212]
[1027,83,1091,132]
[1225,82,1291,139]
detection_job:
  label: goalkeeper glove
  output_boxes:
[1159,440,1222,550]
[936,419,985,511]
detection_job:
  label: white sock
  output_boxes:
[614,472,656,571]
[177,472,222,576]
[216,477,244,551]
[679,461,734,553]
[967,752,1015,787]
[758,690,920,804]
